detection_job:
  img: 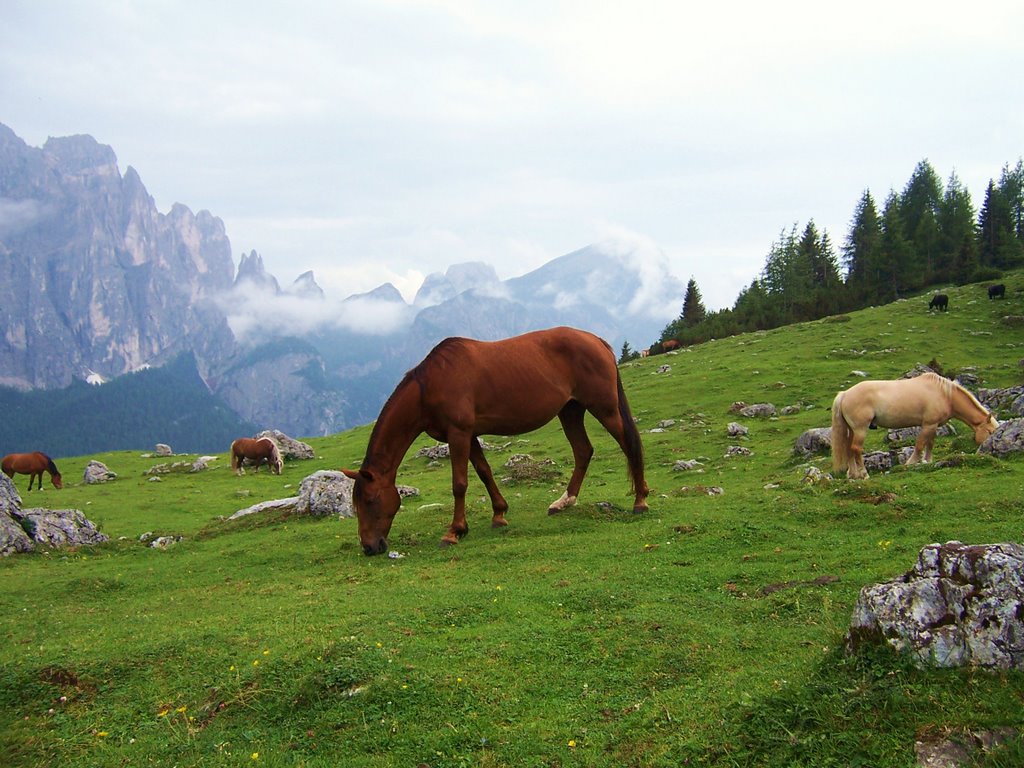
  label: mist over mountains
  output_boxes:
[0,123,684,449]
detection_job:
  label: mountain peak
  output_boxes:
[290,270,324,299]
[234,250,281,294]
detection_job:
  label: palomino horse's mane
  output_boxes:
[921,371,989,415]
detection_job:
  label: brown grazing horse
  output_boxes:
[1,452,63,490]
[343,326,649,556]
[230,437,283,476]
[831,372,999,480]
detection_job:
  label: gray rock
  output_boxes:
[228,497,298,520]
[672,459,704,472]
[149,535,183,549]
[0,474,33,556]
[255,430,315,460]
[886,424,956,443]
[847,541,1024,668]
[979,418,1024,458]
[83,460,117,484]
[780,405,801,416]
[727,422,749,437]
[725,445,752,457]
[416,443,450,460]
[295,470,355,518]
[15,508,109,548]
[155,444,173,456]
[801,466,832,485]
[739,403,776,418]
[793,427,831,456]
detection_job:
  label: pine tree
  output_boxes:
[899,160,943,286]
[618,341,639,364]
[937,171,977,282]
[842,190,883,302]
[879,192,913,300]
[680,278,707,327]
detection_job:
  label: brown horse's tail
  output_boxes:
[616,370,648,501]
[830,391,851,472]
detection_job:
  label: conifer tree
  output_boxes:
[899,160,943,285]
[680,278,707,327]
[937,171,977,282]
[879,192,913,300]
[842,190,883,302]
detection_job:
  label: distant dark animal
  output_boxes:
[230,437,283,476]
[661,339,681,352]
[831,372,998,480]
[342,326,649,556]
[1,452,63,490]
[988,283,1005,299]
[928,294,948,311]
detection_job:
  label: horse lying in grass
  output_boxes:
[1,452,63,490]
[831,371,999,479]
[230,437,283,476]
[343,326,649,556]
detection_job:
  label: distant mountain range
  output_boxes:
[0,123,684,451]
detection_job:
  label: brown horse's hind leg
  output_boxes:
[468,438,509,528]
[441,430,473,547]
[589,403,649,513]
[549,401,593,513]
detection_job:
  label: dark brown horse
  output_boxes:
[1,452,63,490]
[230,437,283,476]
[342,326,649,556]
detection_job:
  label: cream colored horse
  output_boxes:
[831,372,999,479]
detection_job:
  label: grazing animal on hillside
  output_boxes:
[988,283,1006,299]
[928,294,948,311]
[230,437,283,476]
[342,326,649,556]
[661,339,681,352]
[831,372,998,480]
[1,452,63,490]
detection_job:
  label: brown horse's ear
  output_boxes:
[342,468,374,482]
[341,468,360,480]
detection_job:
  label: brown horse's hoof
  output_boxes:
[632,504,648,514]
[491,515,508,528]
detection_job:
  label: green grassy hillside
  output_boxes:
[1,276,1023,767]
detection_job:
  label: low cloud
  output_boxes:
[0,197,53,237]
[595,225,683,321]
[217,283,414,344]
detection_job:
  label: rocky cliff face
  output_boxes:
[0,124,236,389]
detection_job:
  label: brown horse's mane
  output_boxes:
[38,452,59,475]
[363,338,471,466]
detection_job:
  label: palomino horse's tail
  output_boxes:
[830,391,852,472]
[616,370,647,499]
[267,439,283,473]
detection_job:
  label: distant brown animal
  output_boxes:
[230,437,283,476]
[988,283,1005,299]
[342,327,649,556]
[661,339,681,352]
[2,452,63,490]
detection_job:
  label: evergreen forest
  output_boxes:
[645,158,1024,356]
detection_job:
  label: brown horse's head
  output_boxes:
[342,468,401,555]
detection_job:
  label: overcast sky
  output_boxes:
[2,1,1022,310]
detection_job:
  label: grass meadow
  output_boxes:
[2,275,1023,767]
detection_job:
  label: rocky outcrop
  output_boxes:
[255,429,315,460]
[15,508,109,548]
[847,542,1024,668]
[0,124,237,390]
[978,418,1024,458]
[0,475,33,556]
[295,470,355,518]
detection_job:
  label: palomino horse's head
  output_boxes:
[341,468,401,555]
[50,472,63,489]
[973,413,1000,445]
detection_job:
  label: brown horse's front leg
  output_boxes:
[468,438,509,528]
[441,432,472,547]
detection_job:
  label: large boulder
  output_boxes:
[255,429,315,460]
[739,403,777,418]
[979,385,1024,417]
[15,508,110,548]
[846,541,1024,668]
[295,470,355,518]
[83,460,117,484]
[0,475,33,556]
[978,418,1024,458]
